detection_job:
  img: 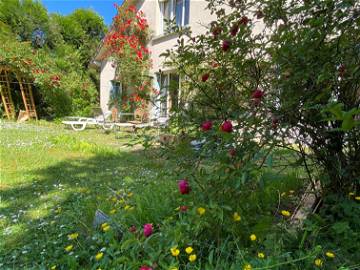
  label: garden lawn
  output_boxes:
[0,121,172,269]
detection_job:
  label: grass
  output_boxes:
[0,121,174,269]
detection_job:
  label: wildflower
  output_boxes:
[170,247,180,257]
[233,212,241,222]
[281,210,291,217]
[258,252,265,259]
[243,264,252,270]
[109,209,116,215]
[250,234,257,241]
[101,223,111,232]
[64,245,73,252]
[178,179,191,194]
[95,252,104,260]
[185,246,194,254]
[68,232,79,240]
[201,120,213,131]
[143,223,153,237]
[221,120,233,133]
[314,258,323,267]
[189,254,197,262]
[197,207,206,216]
[325,251,335,258]
[355,196,360,201]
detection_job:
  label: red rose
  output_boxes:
[178,179,191,194]
[230,24,239,36]
[251,88,264,99]
[201,120,213,131]
[221,120,233,133]
[239,16,249,25]
[202,73,210,82]
[143,223,153,237]
[222,40,231,51]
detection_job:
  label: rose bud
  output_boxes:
[228,148,236,157]
[239,16,249,25]
[179,205,188,212]
[251,88,264,99]
[201,120,213,131]
[221,120,233,133]
[230,24,239,36]
[222,40,231,51]
[129,225,137,233]
[143,223,153,237]
[201,73,210,82]
[178,179,191,194]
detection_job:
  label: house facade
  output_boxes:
[93,0,219,119]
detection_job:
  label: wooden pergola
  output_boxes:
[0,65,37,120]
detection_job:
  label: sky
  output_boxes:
[41,0,124,26]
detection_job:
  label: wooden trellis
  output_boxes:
[0,66,37,120]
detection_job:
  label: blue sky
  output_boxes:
[41,0,124,26]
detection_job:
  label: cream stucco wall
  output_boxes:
[100,59,116,114]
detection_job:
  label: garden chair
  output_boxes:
[62,109,114,131]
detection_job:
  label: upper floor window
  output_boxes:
[159,0,189,35]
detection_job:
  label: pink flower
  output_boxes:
[178,179,191,194]
[251,88,264,99]
[143,223,153,237]
[221,120,233,133]
[139,266,153,270]
[201,120,213,131]
[202,73,210,82]
[222,40,231,51]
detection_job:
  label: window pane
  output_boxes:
[184,0,190,25]
[175,0,183,26]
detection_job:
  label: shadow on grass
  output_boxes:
[0,147,169,269]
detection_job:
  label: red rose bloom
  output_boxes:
[143,223,153,237]
[178,179,191,194]
[202,73,210,82]
[201,120,213,131]
[221,120,233,133]
[222,40,231,51]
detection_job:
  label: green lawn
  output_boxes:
[0,121,171,269]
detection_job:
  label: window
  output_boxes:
[156,72,180,117]
[159,0,189,34]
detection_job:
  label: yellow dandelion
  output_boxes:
[314,258,323,267]
[64,245,73,252]
[197,207,206,216]
[355,196,360,201]
[50,266,56,270]
[189,254,197,262]
[243,264,252,270]
[250,234,257,241]
[325,251,335,258]
[68,232,79,240]
[281,210,291,217]
[95,252,104,260]
[233,212,241,222]
[258,252,265,259]
[185,246,194,254]
[109,209,116,215]
[101,223,111,232]
[170,247,180,257]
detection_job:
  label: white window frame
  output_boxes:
[159,0,189,35]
